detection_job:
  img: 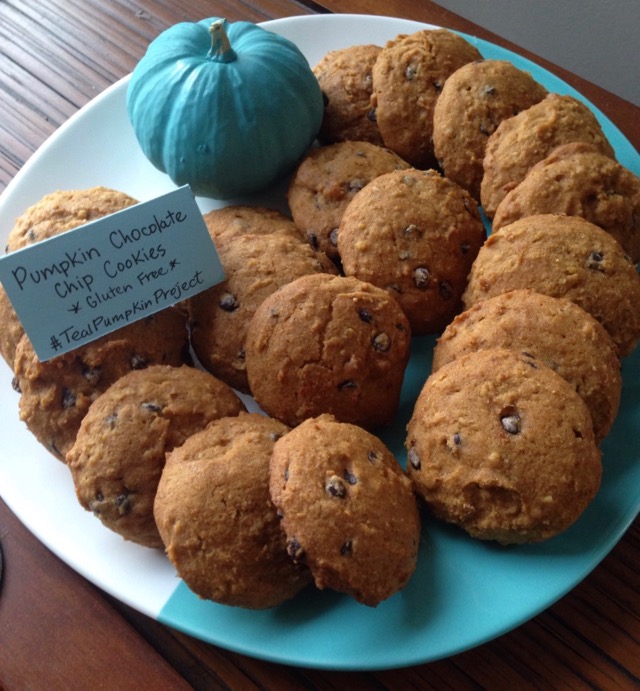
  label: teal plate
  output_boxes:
[0,13,638,672]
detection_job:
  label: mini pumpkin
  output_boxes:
[127,18,324,199]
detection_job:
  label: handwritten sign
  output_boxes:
[0,186,224,361]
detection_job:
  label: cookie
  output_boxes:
[189,208,337,393]
[13,308,190,461]
[432,59,548,199]
[371,29,482,168]
[338,168,485,334]
[433,289,622,442]
[492,142,640,263]
[406,348,602,544]
[66,365,246,548]
[245,273,411,429]
[313,44,384,145]
[154,412,311,609]
[480,93,615,218]
[270,414,420,606]
[287,140,410,260]
[0,187,138,368]
[462,214,640,356]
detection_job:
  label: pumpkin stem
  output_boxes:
[208,19,237,63]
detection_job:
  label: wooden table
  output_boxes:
[1,1,638,688]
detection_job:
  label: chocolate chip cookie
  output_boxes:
[245,273,411,429]
[407,348,602,544]
[338,168,485,334]
[67,365,246,547]
[154,412,312,608]
[270,414,420,606]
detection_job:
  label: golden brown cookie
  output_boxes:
[190,208,337,393]
[313,44,384,145]
[406,348,602,544]
[287,140,410,260]
[0,187,138,368]
[462,214,640,357]
[432,59,548,199]
[270,414,420,606]
[492,142,640,263]
[154,412,311,609]
[433,289,622,442]
[66,365,246,548]
[13,308,190,461]
[480,93,615,218]
[245,273,411,429]
[338,168,485,334]
[371,29,483,168]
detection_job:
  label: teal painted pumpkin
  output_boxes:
[126,18,323,199]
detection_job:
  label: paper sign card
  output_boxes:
[0,186,224,361]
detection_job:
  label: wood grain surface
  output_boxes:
[0,1,638,688]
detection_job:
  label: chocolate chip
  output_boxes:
[439,281,453,299]
[408,447,421,470]
[219,292,239,312]
[348,179,366,193]
[368,108,377,123]
[11,376,21,393]
[405,64,417,80]
[142,402,163,413]
[372,332,391,352]
[483,84,496,96]
[326,475,347,498]
[344,469,357,485]
[329,228,339,246]
[338,379,357,391]
[88,491,105,515]
[340,540,353,556]
[115,493,132,515]
[287,537,305,561]
[308,232,319,250]
[130,354,148,370]
[368,450,381,463]
[586,251,605,271]
[432,79,443,92]
[461,242,471,254]
[403,223,418,237]
[61,388,76,409]
[501,409,522,434]
[358,308,373,323]
[82,364,102,386]
[269,431,283,443]
[105,412,118,428]
[414,267,430,289]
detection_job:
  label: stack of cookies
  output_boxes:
[3,26,640,610]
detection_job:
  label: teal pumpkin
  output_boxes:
[126,18,323,199]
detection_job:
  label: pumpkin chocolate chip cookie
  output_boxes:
[407,348,602,544]
[154,412,311,608]
[245,273,411,429]
[432,58,548,200]
[270,414,421,606]
[313,43,384,145]
[338,168,485,334]
[67,365,245,548]
[371,28,482,168]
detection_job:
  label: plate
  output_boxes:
[1,14,639,671]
